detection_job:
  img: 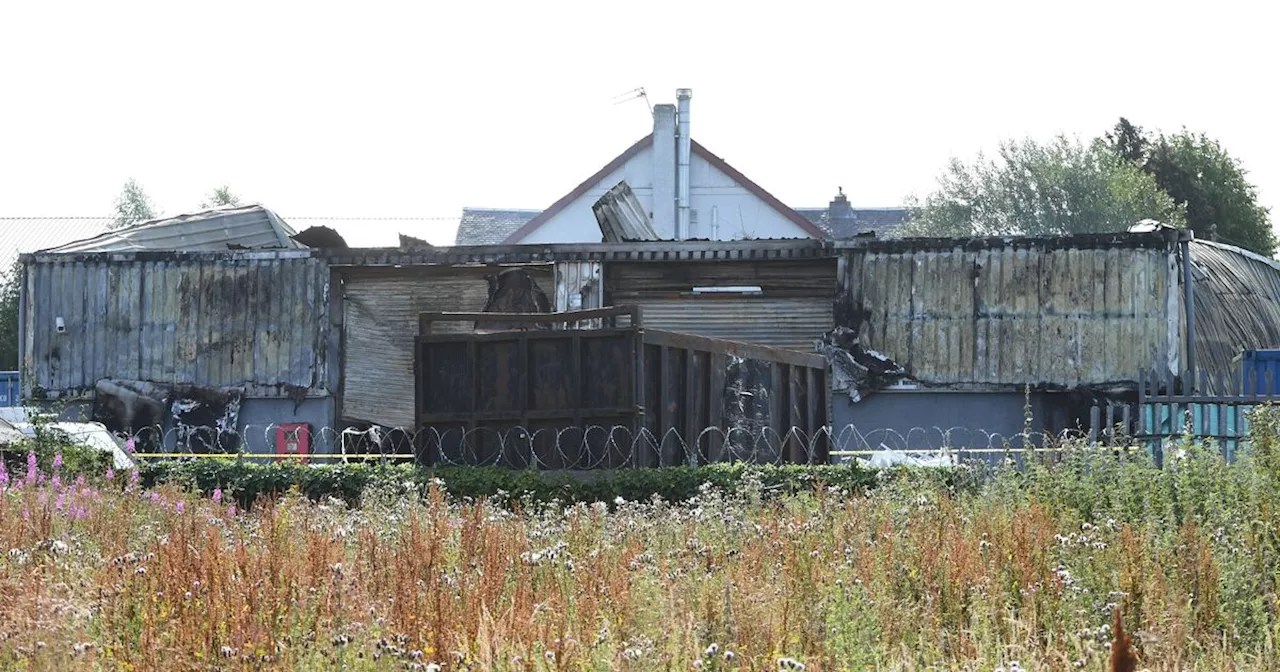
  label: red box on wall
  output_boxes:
[275,423,311,464]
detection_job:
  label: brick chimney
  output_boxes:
[827,187,855,232]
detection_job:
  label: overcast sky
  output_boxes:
[1,0,1275,247]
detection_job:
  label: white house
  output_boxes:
[455,89,904,246]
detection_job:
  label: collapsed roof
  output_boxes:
[40,205,301,253]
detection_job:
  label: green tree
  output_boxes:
[201,184,241,209]
[903,134,1186,237]
[0,261,21,371]
[1105,119,1274,256]
[1104,117,1148,164]
[1148,130,1273,255]
[111,178,157,229]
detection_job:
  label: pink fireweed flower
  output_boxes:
[125,438,135,454]
[75,475,85,488]
[25,452,38,485]
[127,469,140,492]
[52,453,63,472]
[212,488,223,505]
[51,474,62,491]
[105,467,115,481]
[0,460,9,489]
[150,492,161,504]
[174,501,185,514]
[227,504,237,517]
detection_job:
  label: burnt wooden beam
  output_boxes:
[419,305,642,334]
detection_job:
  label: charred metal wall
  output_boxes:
[838,236,1183,388]
[22,252,330,399]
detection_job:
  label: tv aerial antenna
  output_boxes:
[612,87,651,114]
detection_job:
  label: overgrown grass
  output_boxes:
[5,410,1280,669]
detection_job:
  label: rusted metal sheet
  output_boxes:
[339,264,555,428]
[593,180,661,242]
[22,256,329,399]
[414,307,829,468]
[842,241,1181,387]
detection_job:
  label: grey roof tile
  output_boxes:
[791,207,910,239]
[454,208,542,245]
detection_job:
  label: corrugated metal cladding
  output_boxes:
[553,262,603,311]
[554,261,604,327]
[636,298,833,350]
[845,244,1181,386]
[23,255,329,397]
[1188,240,1280,394]
[340,264,555,428]
[41,205,299,253]
[606,259,837,351]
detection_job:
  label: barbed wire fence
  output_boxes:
[28,421,1147,471]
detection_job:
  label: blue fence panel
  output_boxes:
[1141,401,1250,462]
[0,371,19,407]
[1242,350,1280,395]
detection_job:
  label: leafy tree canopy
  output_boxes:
[0,261,22,371]
[110,178,157,229]
[1106,118,1274,256]
[201,184,241,209]
[905,122,1274,257]
[903,134,1185,237]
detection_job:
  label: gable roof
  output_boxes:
[795,207,910,239]
[495,134,829,244]
[42,205,300,254]
[453,208,542,246]
[498,134,656,244]
[688,140,830,240]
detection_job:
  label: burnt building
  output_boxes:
[18,213,1280,461]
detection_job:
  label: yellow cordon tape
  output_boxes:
[130,453,416,460]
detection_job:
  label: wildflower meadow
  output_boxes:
[6,409,1280,670]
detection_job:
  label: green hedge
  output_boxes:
[0,433,113,479]
[137,460,897,509]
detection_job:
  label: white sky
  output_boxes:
[1,0,1276,247]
